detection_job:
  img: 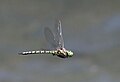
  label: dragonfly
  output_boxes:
[19,20,73,58]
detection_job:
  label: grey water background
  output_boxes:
[0,0,120,82]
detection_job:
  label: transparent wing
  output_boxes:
[44,27,58,48]
[54,20,64,48]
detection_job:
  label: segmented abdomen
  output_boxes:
[18,50,57,55]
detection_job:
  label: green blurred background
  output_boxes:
[0,0,120,82]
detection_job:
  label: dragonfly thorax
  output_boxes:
[54,48,73,58]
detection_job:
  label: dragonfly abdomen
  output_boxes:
[18,50,57,55]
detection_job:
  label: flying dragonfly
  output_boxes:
[19,20,73,58]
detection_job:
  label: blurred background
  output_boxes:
[0,0,120,82]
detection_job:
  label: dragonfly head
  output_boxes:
[66,50,73,57]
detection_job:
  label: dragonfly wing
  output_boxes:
[54,20,64,48]
[44,27,58,48]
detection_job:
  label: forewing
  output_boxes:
[54,20,64,48]
[44,27,58,48]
